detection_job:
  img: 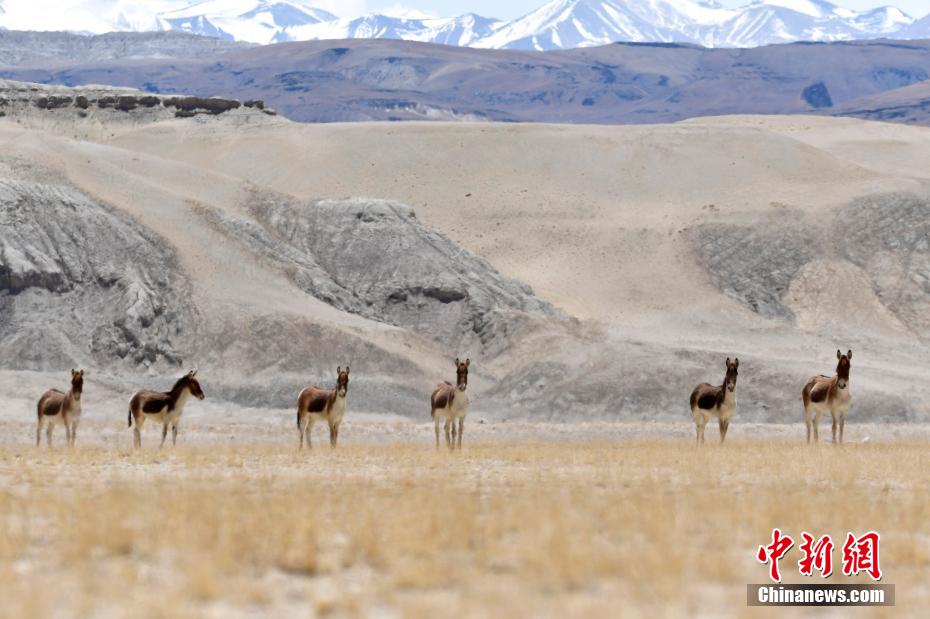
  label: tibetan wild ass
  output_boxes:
[297,366,350,449]
[690,357,739,445]
[431,358,470,450]
[128,370,205,448]
[37,369,84,448]
[803,350,852,444]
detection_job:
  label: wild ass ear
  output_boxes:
[345,366,350,375]
[734,358,739,368]
[837,349,842,360]
[79,369,85,376]
[725,357,731,368]
[337,366,342,374]
[465,358,470,367]
[455,358,460,366]
[847,350,852,361]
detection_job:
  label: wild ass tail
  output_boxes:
[801,379,814,409]
[128,407,133,428]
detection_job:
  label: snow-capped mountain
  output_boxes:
[0,0,927,50]
[286,13,503,47]
[156,1,336,44]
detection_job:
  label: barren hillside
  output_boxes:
[1,86,928,426]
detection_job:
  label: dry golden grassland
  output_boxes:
[0,437,926,618]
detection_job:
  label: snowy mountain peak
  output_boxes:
[0,0,926,50]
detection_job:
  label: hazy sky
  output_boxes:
[328,1,930,20]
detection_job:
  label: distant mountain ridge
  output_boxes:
[4,36,930,128]
[0,0,926,49]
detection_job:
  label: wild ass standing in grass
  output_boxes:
[297,366,349,449]
[803,350,852,444]
[128,370,205,448]
[431,358,470,450]
[37,369,84,448]
[690,357,739,445]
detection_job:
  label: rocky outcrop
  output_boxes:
[837,194,930,339]
[690,194,930,340]
[0,165,197,369]
[201,194,562,354]
[689,217,818,319]
[0,80,262,122]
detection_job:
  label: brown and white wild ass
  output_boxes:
[690,357,739,445]
[128,370,205,448]
[36,369,84,448]
[431,358,470,450]
[297,366,349,449]
[803,350,852,444]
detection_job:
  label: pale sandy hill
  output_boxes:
[1,109,928,423]
[105,116,925,325]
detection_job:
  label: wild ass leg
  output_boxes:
[46,424,53,448]
[457,417,464,449]
[434,412,441,449]
[64,420,72,448]
[306,418,315,449]
[719,418,729,444]
[812,410,821,443]
[830,410,837,444]
[333,422,340,447]
[329,421,337,448]
[839,410,846,444]
[444,418,453,450]
[36,418,44,448]
[171,424,178,447]
[694,412,706,446]
[160,423,168,448]
[298,413,307,450]
[804,405,812,444]
[133,414,143,448]
[70,421,78,447]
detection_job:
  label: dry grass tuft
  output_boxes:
[0,439,926,617]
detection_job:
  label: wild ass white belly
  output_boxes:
[139,395,188,426]
[715,394,737,421]
[307,397,346,424]
[42,401,81,425]
[438,391,470,420]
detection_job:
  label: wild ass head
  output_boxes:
[70,368,84,399]
[335,366,350,397]
[454,358,470,392]
[836,350,852,389]
[724,357,739,393]
[178,369,205,400]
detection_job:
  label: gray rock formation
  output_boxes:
[0,162,196,369]
[689,217,818,319]
[0,80,258,122]
[689,194,930,341]
[200,194,562,354]
[837,194,930,338]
